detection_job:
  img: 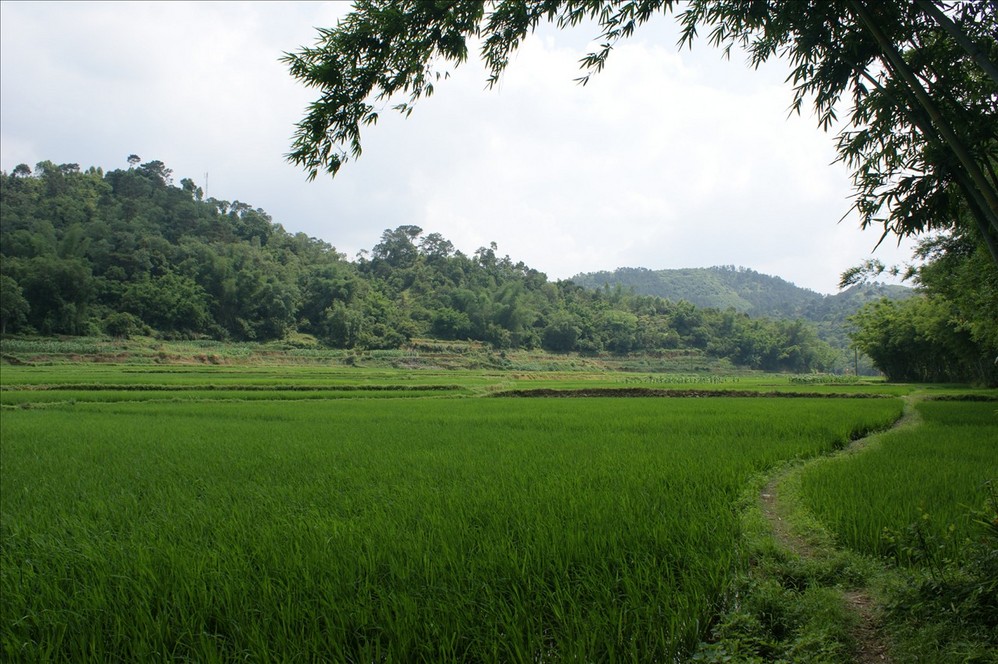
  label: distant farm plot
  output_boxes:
[0,362,913,407]
[1,380,902,662]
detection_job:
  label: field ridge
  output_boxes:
[493,387,890,399]
[758,394,923,662]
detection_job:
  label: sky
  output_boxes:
[0,1,918,294]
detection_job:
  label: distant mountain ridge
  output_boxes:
[571,266,913,346]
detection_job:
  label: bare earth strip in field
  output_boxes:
[760,395,922,664]
[494,388,890,398]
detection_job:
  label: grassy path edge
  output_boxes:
[692,395,918,663]
[761,395,922,663]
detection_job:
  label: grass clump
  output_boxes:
[694,567,861,664]
[692,471,877,664]
[879,486,998,663]
[794,398,998,662]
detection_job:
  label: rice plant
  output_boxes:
[799,399,998,561]
[0,396,900,662]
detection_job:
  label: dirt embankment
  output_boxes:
[493,387,889,399]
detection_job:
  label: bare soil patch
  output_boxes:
[495,387,888,398]
[845,590,892,663]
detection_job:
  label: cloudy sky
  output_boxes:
[1,1,917,294]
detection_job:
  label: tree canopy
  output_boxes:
[2,157,855,373]
[848,223,998,384]
[3,156,993,382]
[284,0,998,268]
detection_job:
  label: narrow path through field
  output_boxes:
[759,394,923,664]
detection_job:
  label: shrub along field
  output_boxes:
[0,359,992,662]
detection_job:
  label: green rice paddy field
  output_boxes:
[1,361,994,662]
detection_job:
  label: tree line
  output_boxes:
[847,226,997,385]
[2,158,841,373]
[570,265,914,356]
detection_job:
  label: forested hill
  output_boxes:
[571,267,912,323]
[1,159,888,374]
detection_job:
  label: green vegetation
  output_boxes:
[798,399,998,662]
[3,161,847,373]
[880,492,998,664]
[0,338,912,405]
[1,359,904,662]
[3,0,994,657]
[848,227,998,385]
[282,0,998,386]
[571,230,998,388]
[692,475,876,664]
[800,400,998,560]
[696,395,998,663]
[5,156,993,383]
[2,353,994,661]
[572,266,911,357]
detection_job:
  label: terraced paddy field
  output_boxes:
[0,362,917,406]
[1,359,994,662]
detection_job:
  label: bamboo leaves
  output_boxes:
[286,1,998,266]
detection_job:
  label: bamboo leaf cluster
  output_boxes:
[285,1,998,266]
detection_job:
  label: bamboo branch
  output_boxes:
[849,0,998,236]
[857,53,998,266]
[916,0,998,87]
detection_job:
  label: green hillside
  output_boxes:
[572,265,915,369]
[1,159,847,373]
[572,266,913,349]
[6,158,992,383]
[572,266,911,320]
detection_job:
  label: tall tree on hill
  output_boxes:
[284,0,998,267]
[0,275,29,334]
